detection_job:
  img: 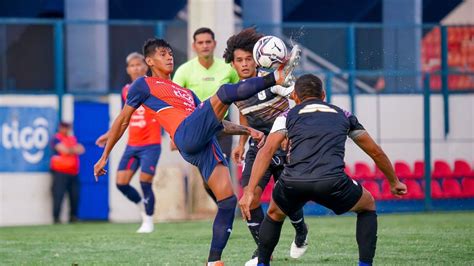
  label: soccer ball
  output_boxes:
[253,36,288,70]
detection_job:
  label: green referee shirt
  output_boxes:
[173,57,239,101]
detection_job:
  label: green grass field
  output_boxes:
[1,212,473,265]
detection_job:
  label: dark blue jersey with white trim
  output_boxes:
[281,98,365,182]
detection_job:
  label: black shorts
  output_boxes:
[272,175,363,215]
[240,145,286,190]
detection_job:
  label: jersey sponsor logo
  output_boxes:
[257,91,267,100]
[130,106,147,128]
[203,77,215,81]
[172,87,195,112]
[298,104,337,114]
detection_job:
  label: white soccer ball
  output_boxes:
[253,36,288,70]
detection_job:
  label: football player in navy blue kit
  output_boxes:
[224,28,308,263]
[240,74,407,266]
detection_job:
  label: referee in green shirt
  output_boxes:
[173,27,239,159]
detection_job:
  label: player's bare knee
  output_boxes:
[139,173,154,183]
[267,203,286,222]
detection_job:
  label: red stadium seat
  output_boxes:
[442,179,463,198]
[344,164,352,177]
[260,178,274,203]
[353,162,375,180]
[362,181,381,200]
[453,160,473,178]
[461,178,474,198]
[432,160,453,179]
[404,180,424,199]
[381,180,396,200]
[413,161,425,180]
[394,161,413,179]
[430,181,444,199]
[373,166,385,180]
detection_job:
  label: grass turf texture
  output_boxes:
[1,212,473,265]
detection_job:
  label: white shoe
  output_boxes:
[290,237,308,259]
[274,45,302,87]
[136,212,154,233]
[244,257,258,266]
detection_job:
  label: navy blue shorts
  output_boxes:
[173,100,229,181]
[118,144,161,175]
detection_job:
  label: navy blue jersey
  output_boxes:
[281,99,365,182]
[234,86,289,135]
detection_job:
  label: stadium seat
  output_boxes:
[413,161,425,180]
[442,179,463,198]
[404,180,424,199]
[381,180,396,200]
[394,161,413,179]
[430,181,444,199]
[373,166,385,179]
[461,178,474,198]
[353,162,375,180]
[453,160,473,178]
[260,178,274,203]
[344,164,352,177]
[432,160,453,179]
[362,181,381,200]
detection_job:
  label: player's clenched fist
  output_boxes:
[93,158,108,181]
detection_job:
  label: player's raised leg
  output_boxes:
[210,45,302,121]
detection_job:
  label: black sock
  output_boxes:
[356,210,378,264]
[258,215,284,265]
[247,206,265,246]
[288,209,307,246]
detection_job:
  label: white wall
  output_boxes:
[335,94,474,166]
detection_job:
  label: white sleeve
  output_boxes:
[270,115,288,134]
[270,85,294,98]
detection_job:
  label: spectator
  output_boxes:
[50,121,85,224]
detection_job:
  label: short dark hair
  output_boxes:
[142,38,173,58]
[193,27,215,41]
[59,121,71,128]
[223,28,263,63]
[295,74,324,100]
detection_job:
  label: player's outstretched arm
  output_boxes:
[239,131,285,220]
[352,132,407,197]
[222,120,265,147]
[95,131,109,147]
[93,105,136,180]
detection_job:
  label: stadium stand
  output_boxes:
[432,160,453,179]
[422,26,474,91]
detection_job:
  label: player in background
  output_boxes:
[95,52,161,233]
[239,74,407,266]
[223,28,308,262]
[93,38,301,265]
